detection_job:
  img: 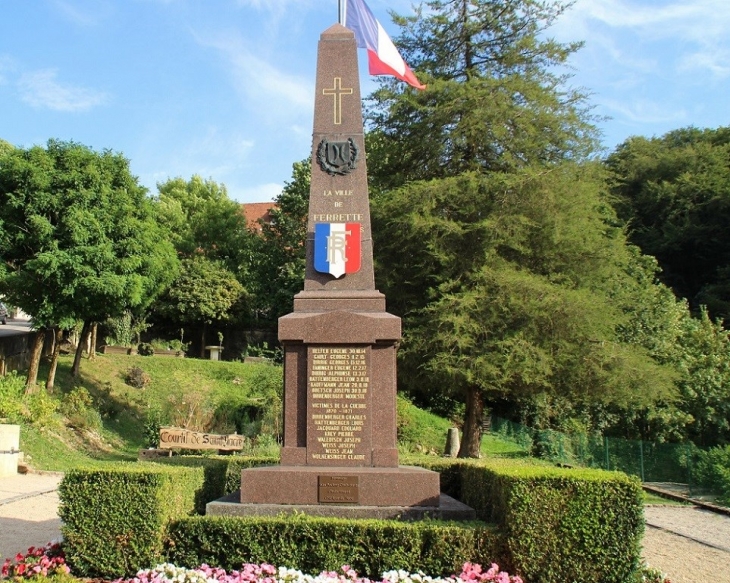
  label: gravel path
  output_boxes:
[643,505,730,583]
[3,474,730,583]
[0,474,63,560]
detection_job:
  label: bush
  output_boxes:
[125,366,151,389]
[152,453,278,497]
[144,407,164,448]
[59,387,102,432]
[0,370,26,422]
[694,445,730,504]
[57,457,645,583]
[137,343,155,356]
[58,465,204,578]
[165,516,500,579]
[415,458,644,583]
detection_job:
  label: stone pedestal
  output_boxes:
[232,23,446,518]
[0,424,20,477]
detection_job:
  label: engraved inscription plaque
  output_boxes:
[308,345,370,465]
[318,475,359,504]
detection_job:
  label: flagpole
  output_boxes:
[339,0,346,25]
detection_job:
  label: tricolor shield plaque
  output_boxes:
[314,222,361,278]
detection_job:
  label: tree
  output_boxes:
[0,140,178,385]
[153,256,245,356]
[249,160,309,326]
[606,126,730,318]
[363,0,621,455]
[365,0,597,191]
[373,163,676,455]
[155,175,254,276]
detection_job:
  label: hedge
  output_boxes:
[417,457,644,583]
[165,515,500,578]
[150,454,280,504]
[58,464,204,578]
[58,455,644,583]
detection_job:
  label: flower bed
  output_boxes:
[115,562,522,583]
[0,543,674,583]
[1,542,69,579]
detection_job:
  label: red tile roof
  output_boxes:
[242,202,277,232]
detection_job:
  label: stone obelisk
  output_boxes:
[235,24,443,516]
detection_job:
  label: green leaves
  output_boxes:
[0,140,178,328]
[606,126,730,318]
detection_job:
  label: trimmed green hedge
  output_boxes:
[58,464,204,578]
[417,458,644,583]
[58,455,644,583]
[151,454,280,504]
[165,515,499,578]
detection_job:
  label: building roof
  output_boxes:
[242,202,277,232]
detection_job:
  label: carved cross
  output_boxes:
[323,77,353,125]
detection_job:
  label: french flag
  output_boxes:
[314,223,362,278]
[345,0,426,90]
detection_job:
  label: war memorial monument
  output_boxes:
[208,21,473,521]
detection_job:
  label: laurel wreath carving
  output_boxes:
[316,138,359,176]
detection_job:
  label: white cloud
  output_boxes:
[196,31,313,115]
[50,0,113,26]
[557,0,730,78]
[600,97,687,125]
[18,69,108,112]
[678,50,730,79]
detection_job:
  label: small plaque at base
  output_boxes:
[318,475,359,504]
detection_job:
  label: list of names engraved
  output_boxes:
[308,346,369,463]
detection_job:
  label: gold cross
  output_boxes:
[322,77,353,125]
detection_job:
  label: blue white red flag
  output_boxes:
[314,222,362,278]
[345,0,426,90]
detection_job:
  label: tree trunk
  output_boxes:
[458,385,484,458]
[200,322,207,358]
[72,320,91,377]
[89,322,98,360]
[25,329,46,393]
[45,328,64,393]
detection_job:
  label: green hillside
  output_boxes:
[5,354,526,472]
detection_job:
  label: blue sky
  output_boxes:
[1,0,728,203]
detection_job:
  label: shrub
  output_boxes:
[165,516,500,579]
[125,366,151,389]
[59,387,102,432]
[415,458,644,583]
[138,342,155,356]
[694,445,730,504]
[144,406,165,448]
[0,370,26,422]
[58,465,204,579]
[24,389,60,427]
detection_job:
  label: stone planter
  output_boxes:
[102,345,136,355]
[0,424,20,477]
[153,349,185,358]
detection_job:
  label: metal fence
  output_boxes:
[490,416,701,491]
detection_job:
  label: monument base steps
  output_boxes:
[207,492,476,521]
[238,465,440,507]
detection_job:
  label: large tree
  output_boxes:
[374,163,676,455]
[606,126,730,318]
[0,139,178,385]
[366,0,678,456]
[366,0,597,191]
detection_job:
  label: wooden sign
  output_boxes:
[159,427,244,451]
